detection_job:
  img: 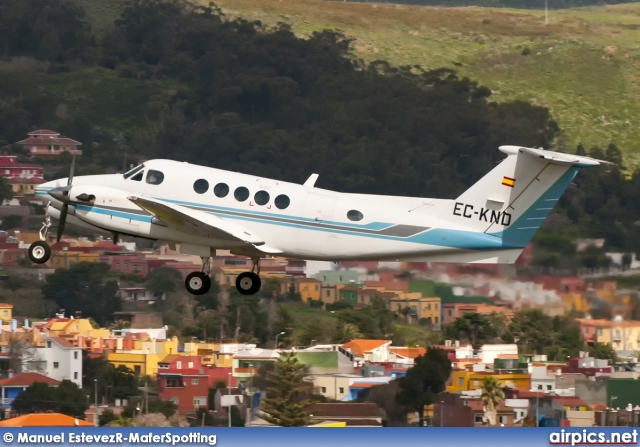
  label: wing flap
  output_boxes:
[128,196,264,245]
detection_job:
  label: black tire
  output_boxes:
[185,272,211,295]
[236,272,262,295]
[29,241,51,264]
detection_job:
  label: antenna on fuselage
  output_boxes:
[304,173,319,187]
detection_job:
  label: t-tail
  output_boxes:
[437,145,607,262]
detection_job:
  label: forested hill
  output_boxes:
[1,0,640,267]
[341,0,638,9]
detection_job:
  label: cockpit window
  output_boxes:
[131,171,144,182]
[146,170,164,185]
[124,164,145,179]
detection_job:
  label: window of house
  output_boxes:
[47,341,51,348]
[74,372,78,380]
[458,377,464,386]
[176,361,182,369]
[254,190,270,206]
[339,387,344,394]
[214,183,229,198]
[347,210,363,221]
[146,170,164,185]
[274,194,290,210]
[474,415,483,423]
[499,416,507,424]
[427,304,431,310]
[435,317,439,323]
[547,385,552,390]
[447,310,451,317]
[53,362,59,369]
[194,179,209,194]
[321,387,327,394]
[234,187,249,202]
[192,379,199,385]
[326,290,330,297]
[172,397,179,404]
[134,365,141,375]
[74,351,78,359]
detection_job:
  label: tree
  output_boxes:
[588,342,618,363]
[480,376,505,426]
[505,309,555,355]
[396,348,452,426]
[12,380,88,417]
[444,313,497,352]
[145,267,183,294]
[259,351,313,426]
[333,322,363,343]
[0,176,13,204]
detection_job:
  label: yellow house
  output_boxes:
[319,284,344,305]
[388,296,442,329]
[0,303,13,323]
[51,251,100,269]
[280,277,321,303]
[577,318,640,351]
[47,318,110,338]
[447,370,531,393]
[183,341,235,367]
[108,337,179,376]
[214,267,286,289]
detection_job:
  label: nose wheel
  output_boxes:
[29,241,51,264]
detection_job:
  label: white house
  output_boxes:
[24,337,82,387]
[530,365,557,393]
[214,388,245,412]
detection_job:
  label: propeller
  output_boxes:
[47,155,76,243]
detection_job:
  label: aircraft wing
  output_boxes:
[127,195,282,253]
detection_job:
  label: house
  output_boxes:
[435,393,518,427]
[118,287,166,304]
[23,337,83,387]
[0,304,12,323]
[0,372,60,414]
[306,402,382,427]
[213,388,244,413]
[280,277,321,303]
[388,296,442,329]
[342,340,392,363]
[312,374,362,401]
[111,311,163,329]
[16,129,82,156]
[0,155,45,196]
[156,355,210,414]
[0,413,94,427]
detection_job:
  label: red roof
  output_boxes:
[48,337,75,348]
[27,129,60,136]
[0,413,94,427]
[0,372,60,387]
[17,137,81,146]
[342,340,391,356]
[553,396,589,407]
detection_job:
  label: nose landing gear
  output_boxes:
[28,216,52,264]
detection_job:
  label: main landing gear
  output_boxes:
[185,257,212,296]
[235,258,262,296]
[28,216,52,264]
[184,257,262,296]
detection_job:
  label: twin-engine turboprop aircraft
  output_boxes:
[31,146,605,296]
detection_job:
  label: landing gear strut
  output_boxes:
[185,257,212,295]
[29,216,52,264]
[235,257,262,296]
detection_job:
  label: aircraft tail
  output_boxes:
[439,146,607,248]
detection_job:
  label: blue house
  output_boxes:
[0,371,60,415]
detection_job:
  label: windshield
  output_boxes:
[123,164,145,179]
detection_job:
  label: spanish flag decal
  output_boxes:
[502,176,516,188]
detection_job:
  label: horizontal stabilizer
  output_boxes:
[499,146,610,167]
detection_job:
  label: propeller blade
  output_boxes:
[57,203,68,243]
[68,154,76,186]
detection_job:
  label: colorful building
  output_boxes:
[16,129,82,156]
[156,355,210,414]
[388,296,442,329]
[280,277,321,303]
[50,250,100,269]
[447,368,531,393]
[577,317,640,351]
[107,336,179,376]
[0,154,45,195]
[0,304,12,323]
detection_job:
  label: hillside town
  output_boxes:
[1,130,640,428]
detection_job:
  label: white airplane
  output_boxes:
[30,145,605,296]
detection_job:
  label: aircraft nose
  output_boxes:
[48,186,71,203]
[35,180,60,202]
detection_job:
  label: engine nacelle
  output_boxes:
[69,185,151,235]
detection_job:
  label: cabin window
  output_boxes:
[234,187,249,202]
[254,190,270,206]
[214,183,229,198]
[274,194,290,210]
[131,171,144,182]
[193,179,209,194]
[146,170,164,185]
[347,210,364,221]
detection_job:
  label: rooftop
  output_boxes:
[0,413,94,427]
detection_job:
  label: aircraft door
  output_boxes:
[296,192,338,256]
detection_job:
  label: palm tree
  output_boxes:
[480,376,505,426]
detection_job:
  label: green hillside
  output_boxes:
[210,0,640,165]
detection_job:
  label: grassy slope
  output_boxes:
[209,0,640,165]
